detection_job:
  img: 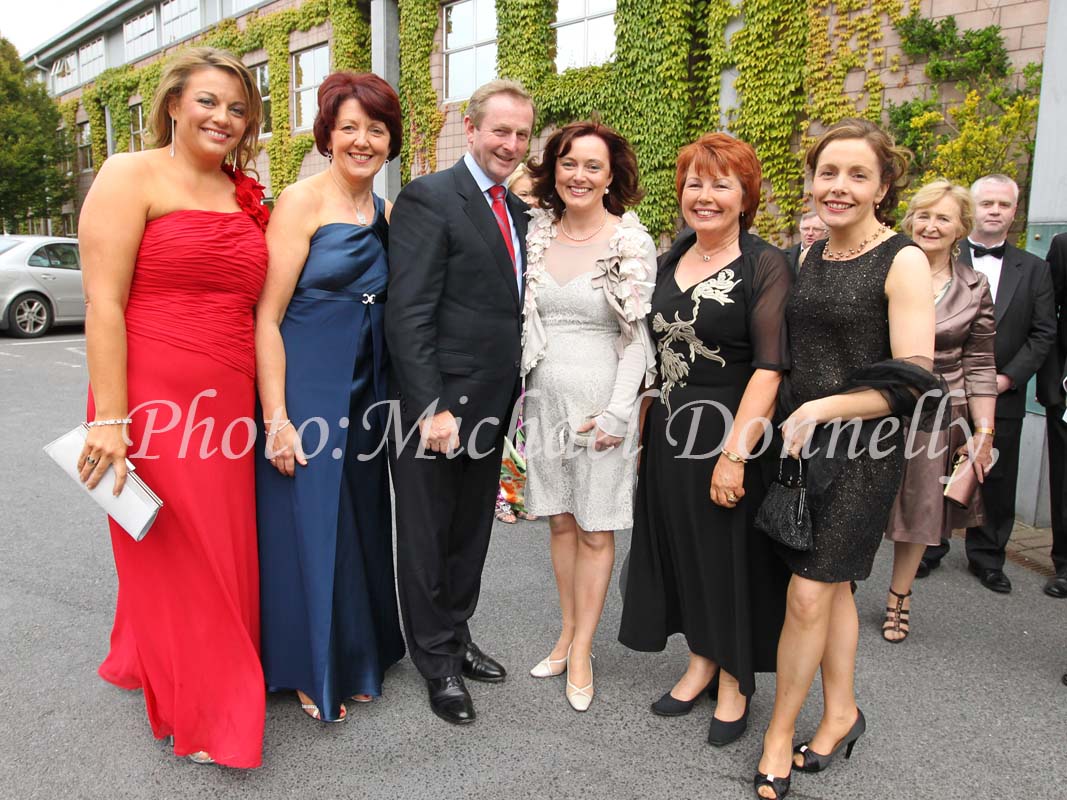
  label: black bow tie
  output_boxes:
[971,242,1005,259]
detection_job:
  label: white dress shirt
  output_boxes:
[968,237,1006,302]
[463,152,524,292]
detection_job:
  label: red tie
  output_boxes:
[488,185,517,274]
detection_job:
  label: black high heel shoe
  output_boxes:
[707,692,751,746]
[753,770,790,799]
[793,708,866,773]
[650,670,719,717]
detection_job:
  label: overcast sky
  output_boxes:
[2,0,106,56]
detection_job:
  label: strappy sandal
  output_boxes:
[882,588,911,643]
[300,694,347,723]
[495,500,517,524]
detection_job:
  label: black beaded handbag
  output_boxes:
[755,457,812,552]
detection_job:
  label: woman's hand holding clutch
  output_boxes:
[79,423,130,495]
[956,431,994,483]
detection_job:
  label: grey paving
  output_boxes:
[1,329,1065,800]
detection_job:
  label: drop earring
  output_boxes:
[170,118,176,158]
[327,149,333,162]
[604,187,609,195]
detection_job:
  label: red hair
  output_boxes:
[313,71,402,160]
[675,133,762,226]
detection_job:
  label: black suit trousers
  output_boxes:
[1046,405,1067,575]
[964,417,1023,571]
[390,437,503,679]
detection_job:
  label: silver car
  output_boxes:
[0,235,85,338]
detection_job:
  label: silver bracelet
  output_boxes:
[87,418,132,427]
[265,419,292,436]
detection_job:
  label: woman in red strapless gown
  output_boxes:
[77,49,269,768]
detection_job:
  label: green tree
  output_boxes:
[0,35,72,232]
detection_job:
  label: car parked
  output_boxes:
[0,235,85,338]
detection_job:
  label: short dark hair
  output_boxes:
[313,71,402,161]
[675,133,762,228]
[805,118,911,224]
[527,120,644,218]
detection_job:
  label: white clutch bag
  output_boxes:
[43,424,163,541]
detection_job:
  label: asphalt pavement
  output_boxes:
[1,329,1065,800]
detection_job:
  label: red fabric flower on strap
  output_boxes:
[222,164,271,231]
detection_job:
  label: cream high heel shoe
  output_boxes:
[530,652,568,678]
[565,647,594,712]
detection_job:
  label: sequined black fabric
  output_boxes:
[778,234,919,583]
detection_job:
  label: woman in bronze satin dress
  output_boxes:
[881,180,997,642]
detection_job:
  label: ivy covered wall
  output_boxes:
[399,0,1045,243]
[63,0,370,201]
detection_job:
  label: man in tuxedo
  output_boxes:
[781,211,829,274]
[384,80,535,724]
[921,175,1056,593]
[1037,233,1067,597]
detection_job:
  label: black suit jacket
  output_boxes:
[1036,233,1067,407]
[385,158,528,449]
[782,243,802,276]
[961,242,1056,418]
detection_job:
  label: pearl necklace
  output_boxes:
[329,168,372,225]
[823,223,889,260]
[560,210,608,242]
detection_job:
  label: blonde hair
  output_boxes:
[465,79,535,127]
[902,179,975,241]
[148,47,263,172]
[505,163,530,191]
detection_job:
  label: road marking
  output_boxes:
[0,352,24,358]
[55,362,84,369]
[65,347,86,357]
[5,337,86,347]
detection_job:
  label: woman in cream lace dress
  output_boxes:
[521,120,656,712]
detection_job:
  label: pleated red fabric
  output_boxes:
[89,202,268,768]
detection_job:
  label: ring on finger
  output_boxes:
[86,455,98,465]
[726,492,738,502]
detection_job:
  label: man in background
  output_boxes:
[782,210,829,274]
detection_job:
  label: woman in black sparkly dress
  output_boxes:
[753,120,939,800]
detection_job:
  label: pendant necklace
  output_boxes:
[694,236,739,262]
[330,169,371,225]
[824,223,889,260]
[560,210,608,242]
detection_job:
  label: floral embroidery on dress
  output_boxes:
[521,207,657,383]
[654,268,741,413]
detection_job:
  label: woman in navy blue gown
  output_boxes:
[254,72,405,722]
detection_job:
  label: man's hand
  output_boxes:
[419,410,460,454]
[996,374,1014,394]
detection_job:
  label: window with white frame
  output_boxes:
[129,104,145,151]
[442,0,497,101]
[76,122,93,172]
[161,0,200,44]
[124,11,157,61]
[553,0,616,73]
[79,38,106,82]
[51,53,78,94]
[232,0,261,11]
[252,63,272,136]
[291,44,330,131]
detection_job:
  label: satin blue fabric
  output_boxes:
[256,196,405,720]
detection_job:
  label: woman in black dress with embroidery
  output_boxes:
[753,120,939,800]
[619,133,792,746]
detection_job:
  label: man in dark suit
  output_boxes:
[1038,233,1067,597]
[781,211,828,274]
[921,175,1056,593]
[384,80,535,724]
